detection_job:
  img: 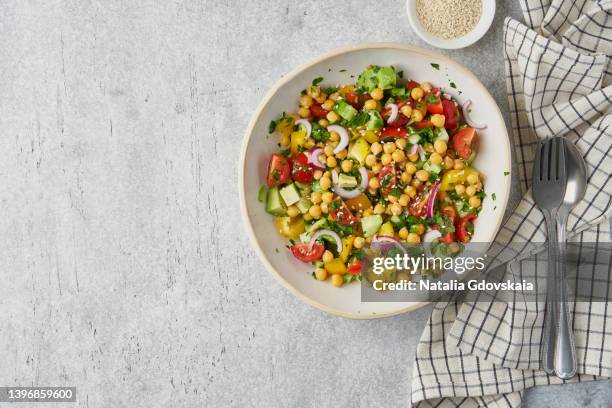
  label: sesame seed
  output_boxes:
[416,0,482,40]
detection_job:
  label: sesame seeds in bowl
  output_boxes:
[406,0,495,49]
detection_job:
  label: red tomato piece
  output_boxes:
[382,106,410,127]
[290,243,325,263]
[457,214,477,243]
[378,166,397,195]
[380,127,407,139]
[438,232,456,244]
[452,127,478,160]
[442,99,459,129]
[267,153,291,187]
[414,120,433,129]
[406,80,420,91]
[441,205,457,225]
[347,261,362,276]
[310,103,328,118]
[345,91,361,109]
[409,194,427,217]
[329,200,357,225]
[425,90,443,115]
[291,153,314,183]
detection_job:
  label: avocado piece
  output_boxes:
[294,181,312,197]
[366,111,384,130]
[280,183,301,206]
[357,66,379,92]
[337,174,358,189]
[361,214,383,238]
[377,66,396,90]
[348,137,371,165]
[266,186,287,216]
[296,197,313,214]
[306,218,327,233]
[333,99,358,121]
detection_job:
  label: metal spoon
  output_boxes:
[554,138,587,379]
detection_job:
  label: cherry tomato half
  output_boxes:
[267,153,291,187]
[329,200,357,225]
[290,242,325,262]
[378,166,397,195]
[409,194,427,218]
[442,99,459,130]
[347,261,362,276]
[406,80,420,91]
[291,153,314,183]
[380,127,407,139]
[414,120,433,129]
[425,90,443,115]
[457,213,477,243]
[310,103,328,118]
[452,127,478,160]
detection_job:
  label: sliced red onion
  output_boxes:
[295,119,312,138]
[331,168,368,199]
[409,144,426,161]
[308,229,342,253]
[461,100,487,129]
[328,125,349,154]
[386,103,398,124]
[308,147,325,169]
[423,229,442,258]
[371,235,408,255]
[425,179,441,219]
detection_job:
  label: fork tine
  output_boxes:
[542,138,551,181]
[556,137,567,182]
[549,137,558,181]
[533,140,543,182]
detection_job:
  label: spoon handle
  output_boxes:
[554,212,577,379]
[541,211,557,375]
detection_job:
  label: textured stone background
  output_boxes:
[0,0,609,407]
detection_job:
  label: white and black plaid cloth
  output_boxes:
[411,1,612,406]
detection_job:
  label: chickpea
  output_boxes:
[429,152,443,165]
[300,95,313,107]
[454,159,464,170]
[444,156,454,169]
[399,227,409,239]
[326,111,340,123]
[303,212,313,221]
[406,233,421,244]
[287,205,300,218]
[370,88,384,101]
[390,203,402,216]
[400,172,410,183]
[410,87,424,100]
[400,105,413,117]
[424,143,434,153]
[475,182,483,191]
[387,194,398,203]
[326,156,337,168]
[420,81,432,93]
[335,149,348,160]
[303,139,315,150]
[466,186,476,196]
[298,107,311,118]
[434,140,448,155]
[309,204,322,218]
[319,177,332,191]
[353,236,365,249]
[331,274,344,287]
[408,153,419,162]
[320,202,329,213]
[314,268,328,281]
[321,99,334,111]
[311,191,322,204]
[411,178,422,188]
[329,131,340,142]
[315,93,327,104]
[374,203,386,214]
[318,119,329,127]
[414,224,426,235]
[341,160,353,173]
[469,196,481,208]
[368,177,380,190]
[431,114,445,128]
[383,142,397,154]
[329,92,340,101]
[365,154,377,167]
[323,145,334,156]
[411,109,424,122]
[395,138,407,150]
[371,163,382,174]
[322,171,331,179]
[404,185,417,198]
[364,99,378,111]
[467,173,479,185]
[322,250,334,263]
[416,169,429,182]
[371,142,383,155]
[455,184,466,195]
[322,192,334,203]
[362,208,373,217]
[391,150,406,163]
[398,194,410,206]
[405,163,417,175]
[279,134,290,147]
[314,170,323,180]
[381,153,392,165]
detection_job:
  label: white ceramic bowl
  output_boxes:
[240,43,511,319]
[406,0,495,49]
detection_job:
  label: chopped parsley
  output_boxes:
[312,77,324,86]
[449,82,457,88]
[504,171,510,176]
[339,69,347,73]
[311,122,330,142]
[491,193,496,201]
[398,70,404,79]
[430,63,440,70]
[349,111,370,127]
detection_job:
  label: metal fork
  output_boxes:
[532,137,567,375]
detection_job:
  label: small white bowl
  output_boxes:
[406,0,495,49]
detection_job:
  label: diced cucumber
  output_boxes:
[258,185,267,202]
[433,127,449,142]
[294,181,312,197]
[338,174,357,189]
[423,162,442,174]
[280,183,301,206]
[333,99,358,121]
[377,66,396,90]
[265,186,287,216]
[466,151,477,165]
[361,214,383,238]
[296,197,313,214]
[306,218,327,233]
[408,134,421,145]
[366,111,384,130]
[299,231,312,243]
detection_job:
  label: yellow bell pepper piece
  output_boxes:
[340,235,355,262]
[378,221,394,237]
[345,194,372,213]
[290,129,307,154]
[275,115,295,139]
[348,137,371,165]
[274,216,305,239]
[439,167,480,191]
[363,130,379,144]
[324,258,347,275]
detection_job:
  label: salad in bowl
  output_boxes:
[261,64,486,288]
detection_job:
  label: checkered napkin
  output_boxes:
[410,1,612,406]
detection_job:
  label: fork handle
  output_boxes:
[554,211,577,379]
[541,211,557,375]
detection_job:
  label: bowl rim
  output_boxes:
[239,42,511,319]
[405,0,496,50]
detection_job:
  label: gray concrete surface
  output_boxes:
[0,1,609,407]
